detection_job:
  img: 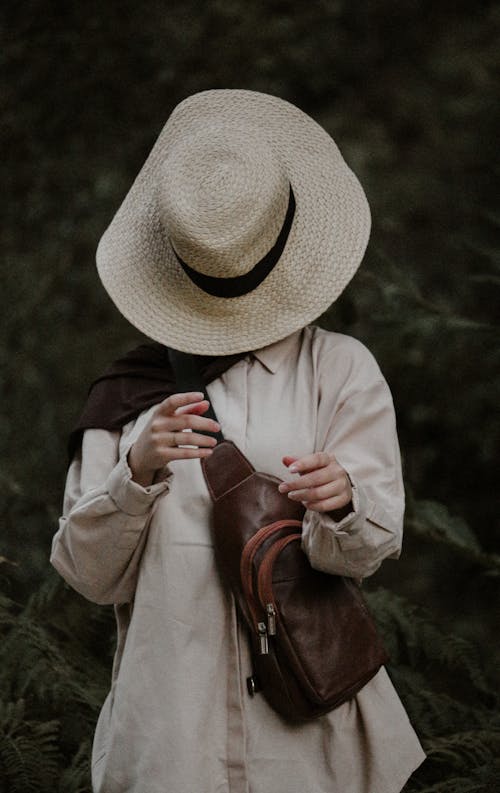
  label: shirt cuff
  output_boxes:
[107,447,173,516]
[306,472,369,549]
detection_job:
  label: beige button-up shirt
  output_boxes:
[51,323,426,793]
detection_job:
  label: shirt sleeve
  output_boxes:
[50,422,173,605]
[301,368,405,581]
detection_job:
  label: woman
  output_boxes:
[51,89,426,793]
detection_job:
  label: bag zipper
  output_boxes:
[240,520,302,654]
[257,533,301,640]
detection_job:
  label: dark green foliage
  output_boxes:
[0,700,60,793]
[365,591,500,791]
[0,573,114,792]
[1,0,498,790]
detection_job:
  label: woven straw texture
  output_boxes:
[96,89,371,355]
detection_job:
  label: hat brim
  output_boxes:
[96,89,371,355]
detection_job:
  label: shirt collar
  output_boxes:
[251,328,304,374]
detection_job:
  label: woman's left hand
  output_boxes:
[279,451,353,513]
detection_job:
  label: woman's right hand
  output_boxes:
[127,391,220,487]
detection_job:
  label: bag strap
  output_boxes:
[168,348,223,442]
[167,349,255,499]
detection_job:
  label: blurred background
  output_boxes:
[1,1,499,791]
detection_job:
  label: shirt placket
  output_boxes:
[223,359,250,793]
[221,359,249,452]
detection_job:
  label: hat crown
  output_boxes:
[157,123,290,278]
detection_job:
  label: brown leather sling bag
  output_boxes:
[169,349,389,722]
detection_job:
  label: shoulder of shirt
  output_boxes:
[82,403,157,450]
[304,325,380,371]
[303,324,385,388]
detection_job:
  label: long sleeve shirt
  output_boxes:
[50,323,426,793]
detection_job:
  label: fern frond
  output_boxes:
[414,775,494,793]
[0,699,61,793]
[0,591,22,629]
[0,618,108,719]
[387,665,498,737]
[411,758,500,793]
[365,588,495,700]
[57,739,91,793]
[405,492,500,574]
[423,730,500,770]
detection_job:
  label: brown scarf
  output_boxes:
[67,342,248,465]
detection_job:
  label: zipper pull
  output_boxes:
[266,603,276,635]
[257,622,269,654]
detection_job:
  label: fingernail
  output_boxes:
[278,483,286,492]
[289,464,298,472]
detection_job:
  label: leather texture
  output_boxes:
[201,439,390,722]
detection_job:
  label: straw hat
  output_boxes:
[96,89,371,355]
